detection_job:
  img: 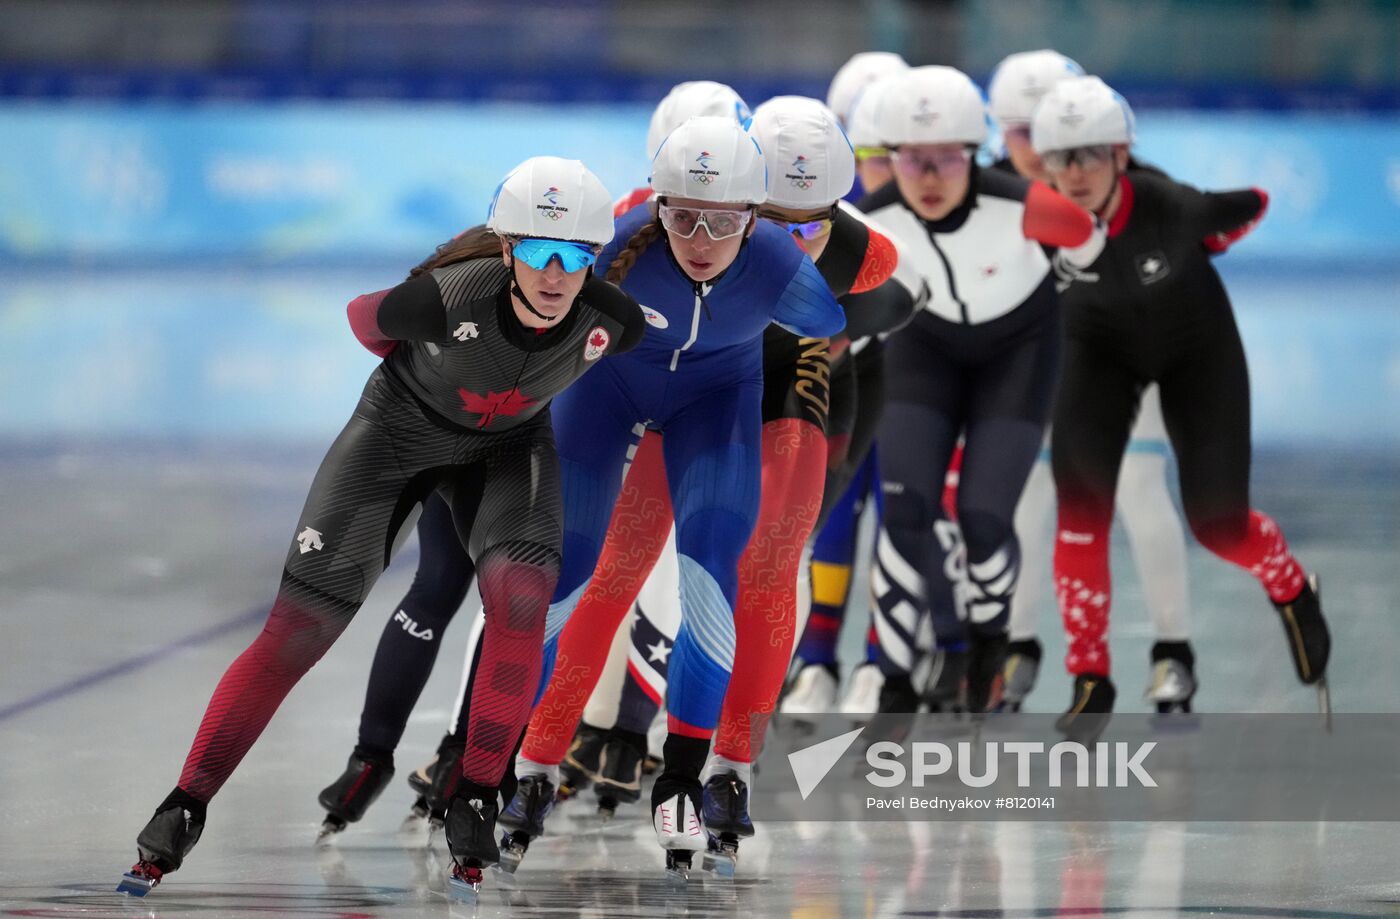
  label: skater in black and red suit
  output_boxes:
[118,156,644,896]
[1029,76,1331,737]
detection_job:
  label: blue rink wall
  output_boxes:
[2,102,1398,447]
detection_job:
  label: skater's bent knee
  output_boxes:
[957,509,1013,563]
[1188,513,1249,555]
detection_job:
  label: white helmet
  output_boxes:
[646,81,751,159]
[873,65,988,147]
[827,51,909,126]
[486,156,615,245]
[749,96,854,209]
[650,115,768,205]
[1031,75,1136,153]
[844,73,900,149]
[988,49,1085,126]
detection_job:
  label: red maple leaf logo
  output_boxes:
[458,388,536,428]
[589,329,608,350]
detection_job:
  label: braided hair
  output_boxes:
[604,203,663,286]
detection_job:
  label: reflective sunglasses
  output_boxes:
[760,205,837,241]
[658,204,754,241]
[787,218,835,241]
[890,146,974,178]
[511,238,600,272]
[1041,145,1115,173]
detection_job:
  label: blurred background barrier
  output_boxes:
[3,104,1399,263]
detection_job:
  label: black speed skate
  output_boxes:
[1273,575,1332,716]
[593,730,646,818]
[921,646,969,714]
[876,673,920,713]
[999,637,1043,712]
[966,630,1009,714]
[1055,674,1116,744]
[316,752,394,843]
[405,755,437,820]
[444,790,500,902]
[558,722,608,800]
[416,738,466,827]
[117,789,206,897]
[1146,642,1197,714]
[700,771,754,879]
[496,773,556,873]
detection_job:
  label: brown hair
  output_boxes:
[408,225,503,279]
[604,204,664,285]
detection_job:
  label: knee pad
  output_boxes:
[477,543,561,634]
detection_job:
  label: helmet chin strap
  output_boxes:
[1092,161,1125,220]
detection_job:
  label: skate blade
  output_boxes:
[664,854,693,886]
[315,815,347,846]
[701,849,737,879]
[496,834,527,875]
[425,822,448,857]
[116,871,158,897]
[1317,677,1333,733]
[447,864,484,902]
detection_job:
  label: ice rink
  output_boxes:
[1,263,1398,918]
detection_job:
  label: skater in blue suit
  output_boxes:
[498,116,844,875]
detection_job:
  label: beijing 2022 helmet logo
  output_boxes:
[912,97,940,127]
[689,151,719,186]
[786,154,815,190]
[536,186,567,221]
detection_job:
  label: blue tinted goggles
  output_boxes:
[511,238,600,272]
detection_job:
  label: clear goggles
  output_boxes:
[1041,145,1116,173]
[657,204,754,241]
[511,238,600,272]
[890,145,974,178]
